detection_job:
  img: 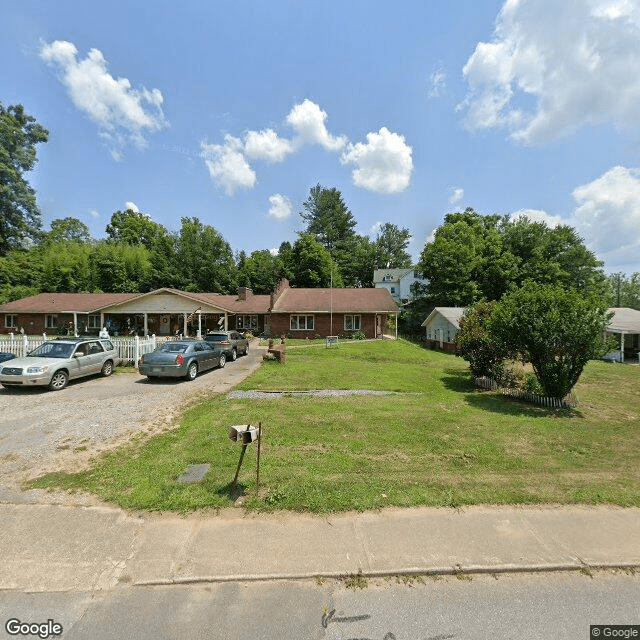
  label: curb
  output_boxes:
[133,562,640,587]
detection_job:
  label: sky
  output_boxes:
[2,0,640,273]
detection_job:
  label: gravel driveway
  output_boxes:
[0,342,265,504]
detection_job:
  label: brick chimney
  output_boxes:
[270,278,289,309]
[238,286,252,301]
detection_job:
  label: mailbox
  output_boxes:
[229,425,259,444]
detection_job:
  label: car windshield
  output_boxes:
[159,343,188,353]
[28,342,75,358]
[205,334,227,342]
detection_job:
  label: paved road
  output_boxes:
[0,341,264,502]
[0,572,637,640]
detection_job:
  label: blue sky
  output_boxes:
[2,0,639,273]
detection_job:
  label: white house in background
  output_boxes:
[373,268,428,303]
[604,307,640,362]
[421,307,465,352]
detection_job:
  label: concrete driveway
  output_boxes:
[0,341,265,504]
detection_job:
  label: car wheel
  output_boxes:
[218,353,226,368]
[49,370,69,391]
[101,360,113,377]
[231,348,237,361]
[186,362,198,381]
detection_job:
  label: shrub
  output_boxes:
[351,330,366,340]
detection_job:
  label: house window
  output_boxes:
[390,287,396,294]
[290,315,314,331]
[88,315,101,329]
[237,315,258,330]
[344,315,361,331]
[4,314,17,329]
[45,314,58,329]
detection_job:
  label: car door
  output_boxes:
[196,341,216,371]
[84,341,105,374]
[70,344,90,378]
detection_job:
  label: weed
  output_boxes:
[344,572,368,589]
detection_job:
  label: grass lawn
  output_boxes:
[30,339,640,513]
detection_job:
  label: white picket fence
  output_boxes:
[473,376,578,409]
[0,333,173,368]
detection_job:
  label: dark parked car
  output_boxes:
[204,331,249,361]
[138,340,226,381]
[0,352,16,364]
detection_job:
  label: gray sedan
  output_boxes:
[138,340,226,381]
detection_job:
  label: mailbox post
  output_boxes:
[229,423,261,487]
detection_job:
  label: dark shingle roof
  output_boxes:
[271,287,397,313]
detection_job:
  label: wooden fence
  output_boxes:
[473,376,578,409]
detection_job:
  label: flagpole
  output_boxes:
[330,270,333,336]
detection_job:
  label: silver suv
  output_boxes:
[0,338,120,391]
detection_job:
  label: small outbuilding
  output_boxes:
[421,307,465,352]
[605,307,640,363]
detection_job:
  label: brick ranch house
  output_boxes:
[0,279,398,339]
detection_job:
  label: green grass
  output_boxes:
[29,340,640,513]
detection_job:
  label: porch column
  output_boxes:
[100,312,104,331]
[183,313,188,336]
[73,312,78,336]
[143,313,148,337]
[621,332,625,363]
[224,313,228,331]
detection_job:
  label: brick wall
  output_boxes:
[1,313,76,335]
[267,313,385,339]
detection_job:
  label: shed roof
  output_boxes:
[271,287,398,314]
[607,307,640,333]
[421,307,466,328]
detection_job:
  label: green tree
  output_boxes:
[89,241,151,292]
[374,223,412,269]
[105,209,168,249]
[417,209,605,307]
[607,273,640,310]
[175,217,237,293]
[288,233,343,288]
[46,217,92,243]
[300,184,357,251]
[40,240,92,292]
[455,301,509,381]
[0,103,49,255]
[489,282,611,398]
[334,234,376,287]
[238,249,285,294]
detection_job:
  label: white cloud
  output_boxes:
[461,0,640,144]
[448,187,465,205]
[201,135,257,196]
[341,127,413,193]
[370,221,383,235]
[285,99,347,151]
[243,128,295,163]
[125,201,139,213]
[40,40,167,155]
[267,194,293,220]
[570,165,640,269]
[428,67,446,98]
[88,209,101,219]
[511,208,563,227]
